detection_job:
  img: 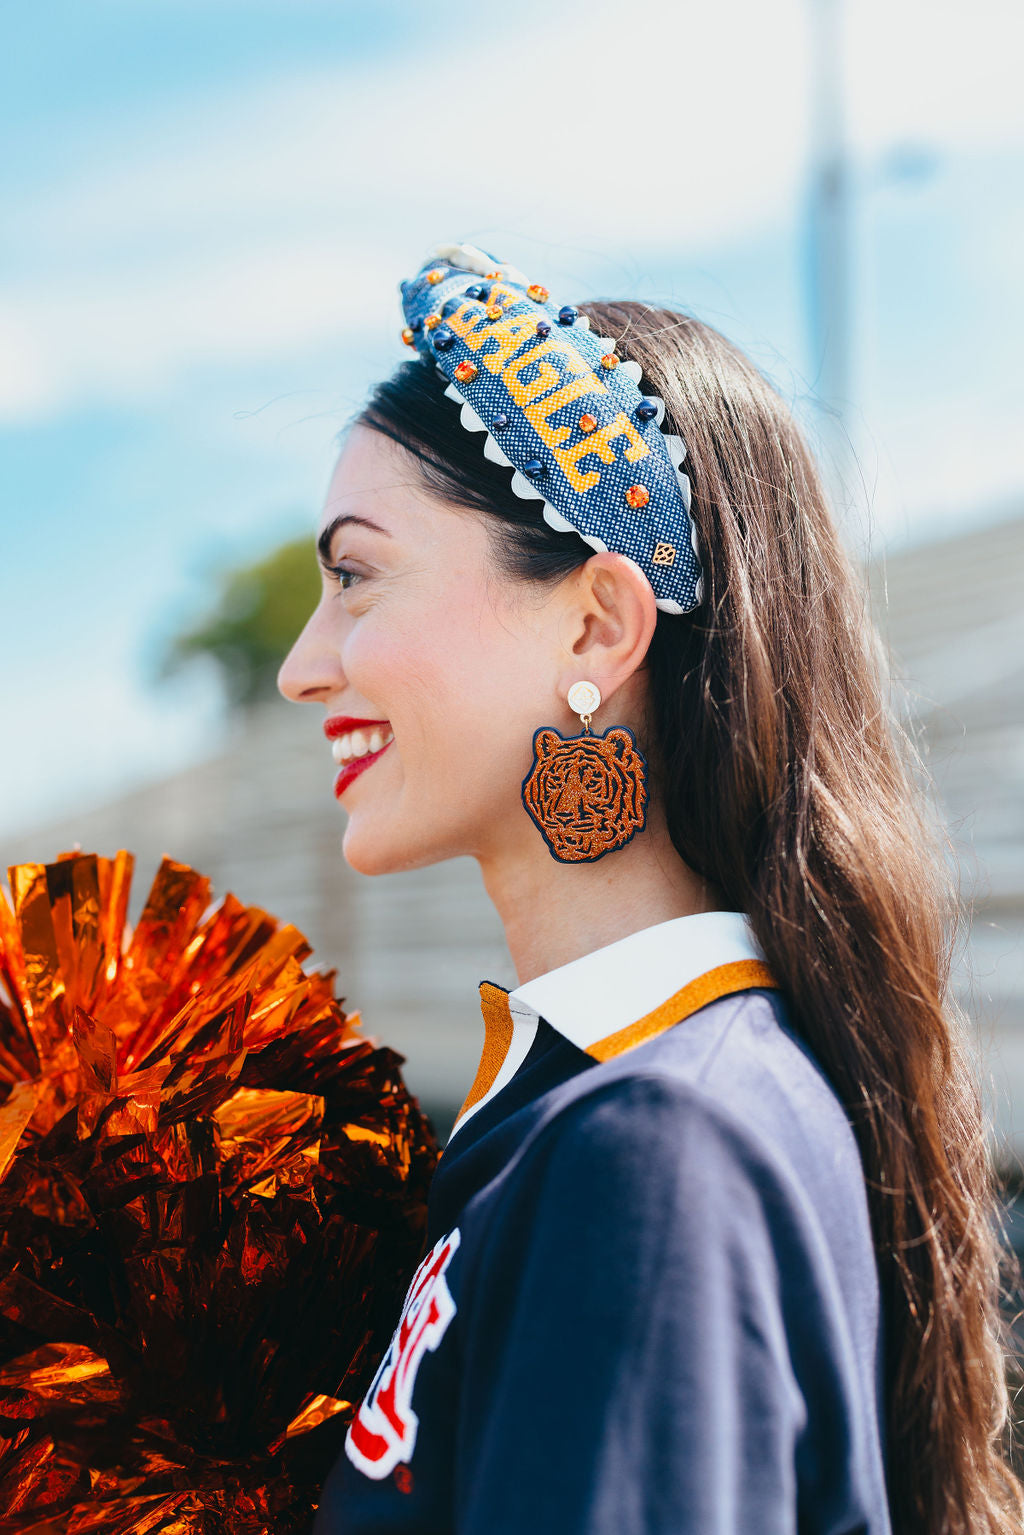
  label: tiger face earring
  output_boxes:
[521,681,648,864]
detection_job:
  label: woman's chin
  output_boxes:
[340,816,403,876]
[340,808,473,877]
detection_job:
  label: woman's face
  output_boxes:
[277,423,578,876]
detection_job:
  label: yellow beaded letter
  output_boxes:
[553,412,651,492]
[524,373,606,448]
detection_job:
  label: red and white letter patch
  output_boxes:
[345,1227,461,1479]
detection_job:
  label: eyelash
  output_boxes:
[325,561,362,591]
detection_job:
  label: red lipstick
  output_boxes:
[323,715,390,740]
[324,715,394,800]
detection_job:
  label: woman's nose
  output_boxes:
[277,603,346,704]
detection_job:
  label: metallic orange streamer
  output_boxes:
[0,851,438,1533]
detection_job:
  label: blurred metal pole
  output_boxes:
[805,0,854,506]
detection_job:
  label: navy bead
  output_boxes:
[491,413,510,432]
[464,284,486,300]
[557,305,578,326]
[523,458,546,479]
[535,319,552,338]
[433,327,455,351]
[636,401,659,421]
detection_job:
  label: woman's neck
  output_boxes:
[478,804,722,987]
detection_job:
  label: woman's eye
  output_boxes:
[327,563,361,591]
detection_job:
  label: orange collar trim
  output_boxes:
[450,952,777,1141]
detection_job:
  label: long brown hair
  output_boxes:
[359,301,1023,1531]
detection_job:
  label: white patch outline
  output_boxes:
[344,1227,461,1480]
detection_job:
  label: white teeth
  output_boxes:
[330,724,394,766]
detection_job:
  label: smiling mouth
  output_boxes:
[330,725,394,766]
[329,723,395,800]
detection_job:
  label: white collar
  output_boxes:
[508,910,763,1051]
[449,911,764,1143]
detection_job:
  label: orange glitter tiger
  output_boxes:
[521,726,648,863]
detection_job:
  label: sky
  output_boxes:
[1,0,1022,835]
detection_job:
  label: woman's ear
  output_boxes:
[558,551,657,697]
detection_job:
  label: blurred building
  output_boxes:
[4,509,1023,1151]
[866,507,1024,1166]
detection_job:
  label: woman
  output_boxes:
[278,243,1021,1533]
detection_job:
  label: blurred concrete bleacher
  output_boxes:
[3,508,1023,1151]
[866,509,1024,1166]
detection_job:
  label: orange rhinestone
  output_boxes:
[600,353,620,369]
[527,283,550,303]
[625,484,650,510]
[579,413,598,433]
[424,314,442,330]
[486,304,503,320]
[401,326,416,347]
[426,269,445,285]
[485,270,501,279]
[454,360,478,383]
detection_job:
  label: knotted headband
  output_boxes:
[398,242,702,615]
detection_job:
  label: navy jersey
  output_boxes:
[314,912,891,1533]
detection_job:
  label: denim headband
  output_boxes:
[398,242,702,615]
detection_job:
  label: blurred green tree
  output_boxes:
[162,535,320,709]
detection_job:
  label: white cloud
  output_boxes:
[845,0,1024,154]
[2,0,811,425]
[17,0,810,258]
[2,0,1019,428]
[0,241,393,424]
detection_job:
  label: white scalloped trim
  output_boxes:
[509,468,547,502]
[542,503,576,533]
[482,434,514,469]
[689,509,703,605]
[656,595,686,614]
[429,242,529,288]
[678,468,693,515]
[459,401,486,433]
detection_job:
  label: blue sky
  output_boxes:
[1,0,1022,835]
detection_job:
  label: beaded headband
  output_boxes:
[398,242,702,615]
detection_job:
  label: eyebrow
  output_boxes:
[317,513,393,565]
